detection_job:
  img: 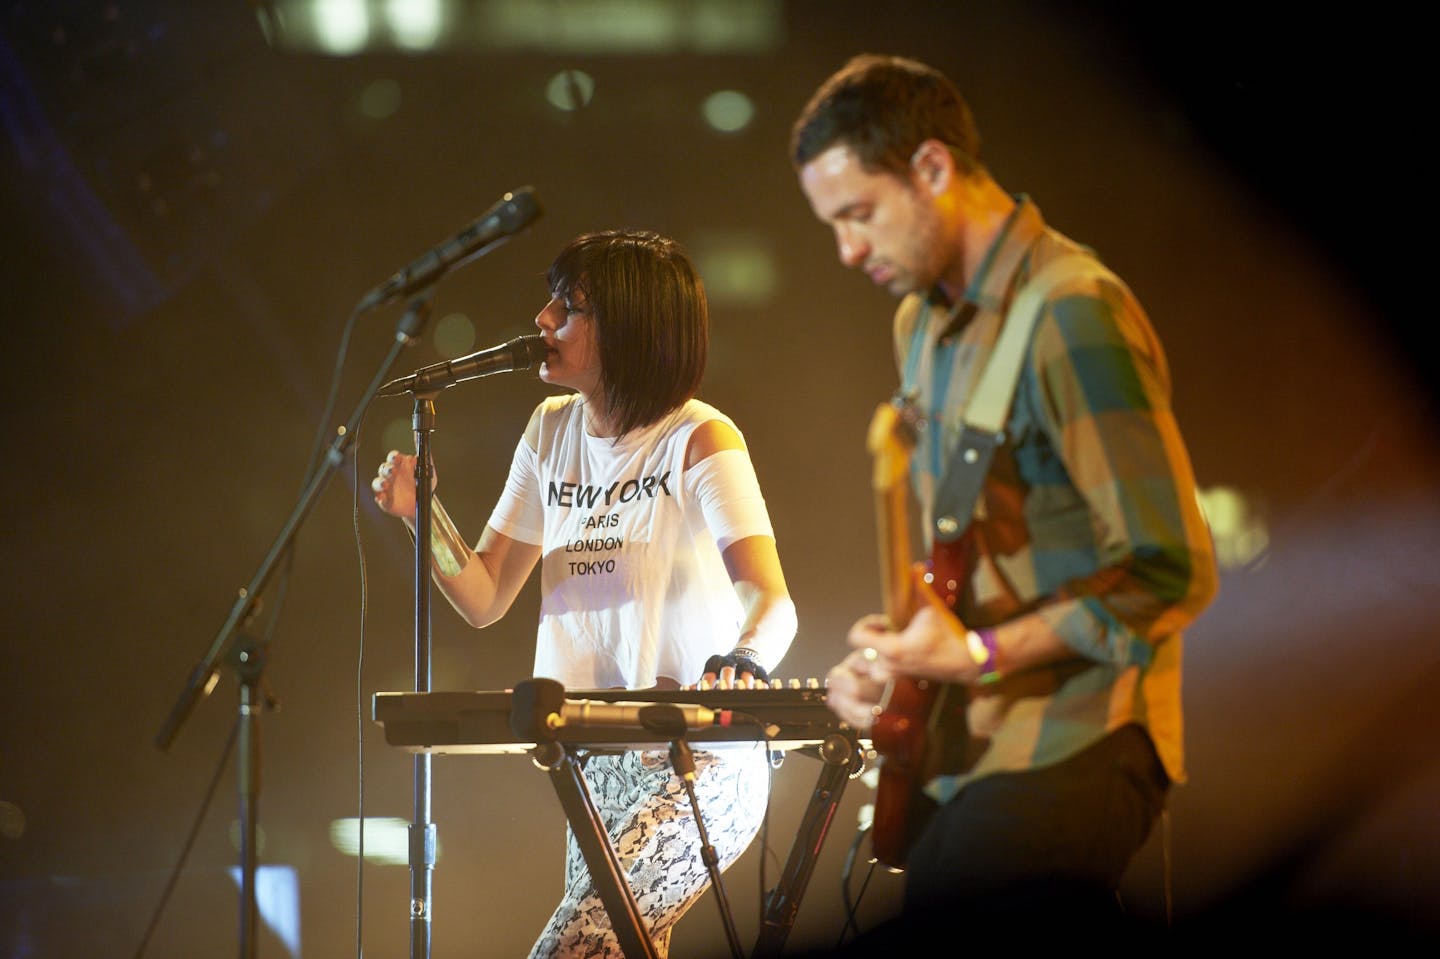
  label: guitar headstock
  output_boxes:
[867,394,920,493]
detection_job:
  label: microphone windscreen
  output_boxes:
[518,334,548,368]
[510,677,566,741]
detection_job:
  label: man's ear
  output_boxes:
[910,139,954,195]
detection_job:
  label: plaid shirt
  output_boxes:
[895,196,1219,799]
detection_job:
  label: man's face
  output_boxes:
[799,143,947,298]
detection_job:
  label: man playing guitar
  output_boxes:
[790,54,1220,947]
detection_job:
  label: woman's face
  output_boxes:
[534,287,602,398]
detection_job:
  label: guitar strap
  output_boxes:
[931,252,1116,544]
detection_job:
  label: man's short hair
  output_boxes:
[791,53,982,178]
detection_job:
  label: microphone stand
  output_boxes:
[406,390,439,959]
[666,731,743,959]
[150,298,432,959]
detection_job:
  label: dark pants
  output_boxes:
[818,724,1170,955]
[905,722,1168,913]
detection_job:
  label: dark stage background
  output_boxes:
[3,2,1438,956]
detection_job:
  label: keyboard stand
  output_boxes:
[534,740,660,959]
[754,732,864,957]
[530,730,864,959]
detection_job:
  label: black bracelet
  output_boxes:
[703,652,770,683]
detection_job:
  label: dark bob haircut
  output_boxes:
[546,230,708,438]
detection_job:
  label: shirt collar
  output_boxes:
[933,194,1043,339]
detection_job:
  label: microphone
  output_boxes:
[509,678,732,741]
[378,334,548,396]
[357,186,542,312]
[548,700,732,735]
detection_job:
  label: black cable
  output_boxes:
[349,413,370,958]
[757,735,778,942]
[720,711,779,932]
[130,720,240,959]
[835,823,879,948]
[301,307,365,488]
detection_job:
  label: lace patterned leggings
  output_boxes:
[527,745,770,959]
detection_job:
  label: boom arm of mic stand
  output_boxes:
[153,299,432,751]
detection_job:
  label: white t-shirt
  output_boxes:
[487,395,775,689]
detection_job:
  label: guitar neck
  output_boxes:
[875,480,914,628]
[864,396,972,872]
[869,400,917,628]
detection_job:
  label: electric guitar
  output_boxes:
[865,397,972,870]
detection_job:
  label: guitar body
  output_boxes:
[865,401,975,870]
[869,673,961,869]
